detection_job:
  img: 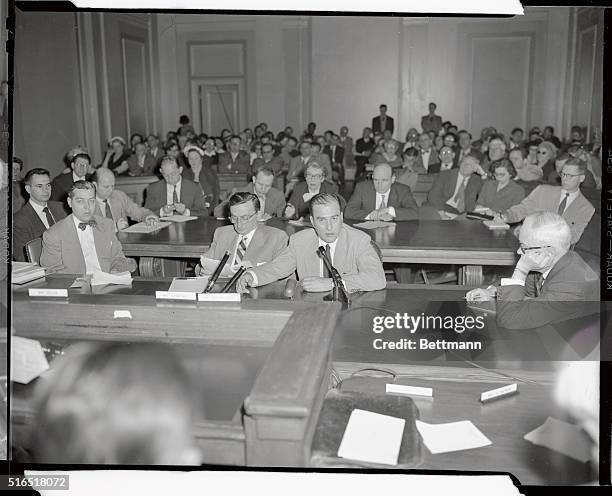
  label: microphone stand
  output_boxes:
[221,266,246,293]
[203,251,230,293]
[317,246,351,308]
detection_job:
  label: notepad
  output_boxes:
[337,409,405,465]
[121,221,171,233]
[353,221,395,229]
[168,277,209,293]
[523,417,592,462]
[483,220,510,230]
[162,215,197,222]
[415,420,492,454]
[11,336,50,384]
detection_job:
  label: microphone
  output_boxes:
[317,246,350,306]
[220,266,246,293]
[203,251,230,293]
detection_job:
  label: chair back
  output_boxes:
[25,238,43,264]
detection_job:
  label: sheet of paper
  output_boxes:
[483,220,510,230]
[11,336,50,384]
[168,277,209,293]
[353,221,395,229]
[337,409,405,465]
[91,270,132,286]
[523,416,591,462]
[120,221,171,233]
[415,419,492,454]
[287,218,309,227]
[161,215,197,222]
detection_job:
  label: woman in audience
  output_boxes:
[508,147,542,194]
[370,139,403,171]
[214,137,226,155]
[475,159,525,214]
[101,137,130,176]
[202,137,218,166]
[403,128,419,153]
[31,342,201,465]
[433,135,444,152]
[183,145,220,213]
[443,132,457,148]
[536,140,557,178]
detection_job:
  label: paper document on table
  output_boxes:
[353,221,395,229]
[483,220,510,230]
[415,420,491,454]
[91,270,132,286]
[121,221,171,233]
[523,417,591,462]
[337,409,405,466]
[168,277,209,293]
[11,336,49,384]
[287,218,310,227]
[162,215,197,222]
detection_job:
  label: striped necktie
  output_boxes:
[42,206,55,227]
[378,194,386,210]
[234,236,247,266]
[172,186,179,205]
[558,193,569,215]
[322,244,332,278]
[104,199,113,221]
[534,273,544,297]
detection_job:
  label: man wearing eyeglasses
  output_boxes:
[466,212,599,329]
[494,159,594,244]
[284,162,339,220]
[236,193,385,293]
[196,192,288,277]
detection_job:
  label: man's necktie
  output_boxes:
[234,236,247,266]
[534,273,544,297]
[322,244,332,278]
[558,193,569,215]
[104,199,113,221]
[258,195,266,215]
[453,178,467,213]
[172,186,179,205]
[78,220,97,231]
[42,206,55,227]
[378,194,386,210]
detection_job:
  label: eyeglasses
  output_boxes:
[229,211,257,223]
[517,244,550,254]
[560,172,582,179]
[306,174,323,180]
[537,150,548,155]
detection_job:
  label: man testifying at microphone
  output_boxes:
[197,192,288,278]
[236,193,386,293]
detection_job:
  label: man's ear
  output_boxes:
[24,184,31,195]
[391,175,396,184]
[579,174,585,184]
[67,197,72,210]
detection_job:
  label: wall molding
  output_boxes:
[121,36,150,138]
[114,12,149,27]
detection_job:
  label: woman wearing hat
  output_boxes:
[101,136,130,175]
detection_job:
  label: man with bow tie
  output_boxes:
[466,212,599,329]
[40,181,136,274]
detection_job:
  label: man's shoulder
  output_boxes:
[146,178,165,190]
[110,189,131,202]
[93,215,115,231]
[213,224,237,238]
[341,224,373,244]
[46,214,73,236]
[289,227,317,244]
[531,184,558,196]
[14,201,34,221]
[391,182,412,194]
[258,223,289,240]
[52,172,72,183]
[267,186,284,200]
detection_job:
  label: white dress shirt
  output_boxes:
[365,190,396,219]
[72,215,102,274]
[73,172,85,183]
[29,200,51,229]
[421,148,432,171]
[501,267,552,288]
[162,179,190,217]
[559,189,580,212]
[317,238,339,278]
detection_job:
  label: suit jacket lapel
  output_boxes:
[26,203,47,233]
[245,227,264,260]
[365,182,376,212]
[66,215,86,272]
[334,226,349,270]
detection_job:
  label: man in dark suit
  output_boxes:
[250,143,284,188]
[51,150,91,212]
[144,156,210,217]
[415,133,440,173]
[13,168,67,261]
[425,155,483,217]
[454,130,483,167]
[421,102,443,135]
[323,134,345,185]
[345,164,418,221]
[147,134,163,162]
[217,135,250,176]
[466,212,599,329]
[127,142,157,176]
[371,104,394,136]
[40,181,136,274]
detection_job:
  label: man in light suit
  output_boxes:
[217,135,250,176]
[237,193,386,293]
[213,166,286,219]
[372,104,394,136]
[414,133,440,173]
[127,142,157,176]
[345,163,418,221]
[40,181,136,274]
[495,160,594,244]
[13,168,67,261]
[198,192,288,278]
[144,156,210,217]
[466,212,599,329]
[286,141,314,195]
[425,155,483,217]
[93,168,159,230]
[421,102,443,135]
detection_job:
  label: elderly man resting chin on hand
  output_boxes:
[466,211,599,329]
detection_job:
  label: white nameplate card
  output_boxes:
[155,291,197,301]
[386,383,434,398]
[113,310,133,319]
[198,293,241,302]
[480,383,518,403]
[28,288,68,298]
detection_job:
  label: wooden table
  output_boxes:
[117,217,518,284]
[11,278,598,484]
